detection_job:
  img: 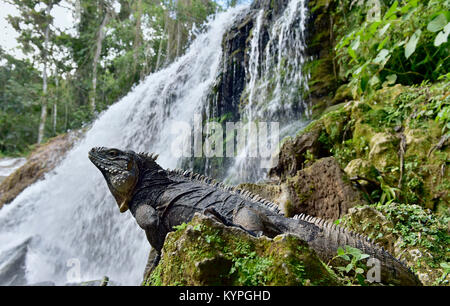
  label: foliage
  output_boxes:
[334,0,450,97]
[229,251,273,285]
[0,0,219,156]
[372,202,449,259]
[328,245,370,285]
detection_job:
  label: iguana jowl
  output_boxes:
[88,147,421,285]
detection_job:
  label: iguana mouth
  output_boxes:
[88,147,139,214]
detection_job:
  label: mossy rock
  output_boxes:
[145,213,340,286]
[341,203,450,286]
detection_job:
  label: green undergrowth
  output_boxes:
[334,0,450,98]
[339,202,450,285]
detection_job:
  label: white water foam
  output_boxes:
[0,6,248,285]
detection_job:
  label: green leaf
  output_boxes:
[400,0,418,14]
[355,267,365,274]
[379,23,391,37]
[339,254,350,261]
[434,23,450,46]
[345,263,353,273]
[405,29,421,59]
[348,47,357,61]
[369,75,380,87]
[373,49,390,65]
[360,254,371,260]
[441,262,450,272]
[382,74,397,87]
[384,1,398,20]
[427,14,448,33]
[377,36,389,51]
[337,246,346,256]
[345,246,362,257]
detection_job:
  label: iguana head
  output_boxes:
[89,147,155,213]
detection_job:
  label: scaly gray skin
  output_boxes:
[88,147,422,286]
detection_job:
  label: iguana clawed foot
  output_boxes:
[143,248,161,281]
[203,207,259,237]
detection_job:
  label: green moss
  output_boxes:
[145,214,340,286]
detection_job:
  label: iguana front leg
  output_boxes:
[134,204,166,280]
[203,207,259,237]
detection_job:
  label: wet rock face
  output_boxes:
[208,0,311,122]
[0,131,82,209]
[0,238,31,286]
[209,13,254,121]
[145,213,339,286]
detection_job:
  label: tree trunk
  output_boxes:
[91,10,110,113]
[37,1,53,144]
[52,75,58,135]
[133,0,143,76]
[156,12,169,71]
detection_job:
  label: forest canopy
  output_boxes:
[0,0,247,155]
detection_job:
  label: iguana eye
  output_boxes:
[110,150,119,157]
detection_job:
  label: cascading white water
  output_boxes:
[0,6,247,285]
[226,0,311,183]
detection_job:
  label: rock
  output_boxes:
[282,157,365,219]
[344,159,378,185]
[0,130,82,209]
[249,157,365,219]
[145,213,339,286]
[0,157,26,184]
[268,128,323,180]
[0,237,31,286]
[340,206,396,251]
[65,276,115,286]
[368,132,399,171]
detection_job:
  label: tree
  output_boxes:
[7,0,62,143]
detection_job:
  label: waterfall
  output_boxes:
[226,0,311,183]
[0,0,312,286]
[0,6,247,286]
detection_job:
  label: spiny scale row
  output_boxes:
[139,152,159,161]
[292,213,409,266]
[167,168,281,214]
[293,213,378,245]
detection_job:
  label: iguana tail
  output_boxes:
[270,213,422,286]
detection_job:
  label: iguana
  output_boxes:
[88,147,421,286]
